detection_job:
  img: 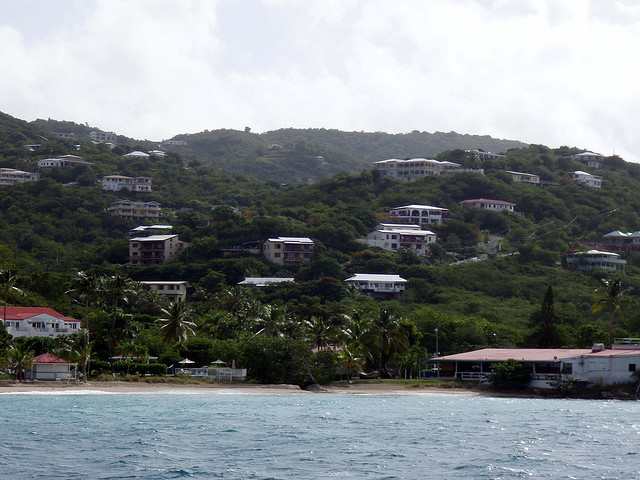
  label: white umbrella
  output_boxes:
[179,358,195,364]
[212,359,226,365]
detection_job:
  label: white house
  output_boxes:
[107,200,161,220]
[365,224,436,255]
[29,353,76,381]
[263,237,314,266]
[37,155,93,169]
[238,277,295,287]
[90,131,117,142]
[572,170,602,189]
[3,307,81,338]
[148,150,166,158]
[101,175,152,192]
[572,151,604,169]
[344,273,407,298]
[140,281,188,302]
[388,204,450,225]
[565,250,626,272]
[434,342,640,388]
[123,151,150,159]
[506,170,540,185]
[129,225,173,237]
[0,168,40,187]
[459,198,515,212]
[374,158,483,180]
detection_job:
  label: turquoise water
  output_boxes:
[1,391,639,479]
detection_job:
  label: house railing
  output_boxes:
[175,367,247,381]
[457,372,488,381]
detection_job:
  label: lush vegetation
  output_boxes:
[1,110,640,386]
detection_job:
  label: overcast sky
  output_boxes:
[1,0,638,161]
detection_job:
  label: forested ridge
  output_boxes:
[1,110,639,384]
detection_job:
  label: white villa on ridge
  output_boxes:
[572,171,602,189]
[465,150,505,161]
[572,151,604,169]
[263,237,314,266]
[101,175,152,192]
[459,198,515,212]
[345,273,407,298]
[2,307,81,338]
[365,224,436,255]
[123,151,150,159]
[388,204,450,225]
[506,170,540,185]
[565,250,626,272]
[374,158,483,181]
[129,225,173,237]
[90,131,117,142]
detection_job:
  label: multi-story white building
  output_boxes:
[572,151,604,169]
[388,204,450,225]
[140,281,188,302]
[572,170,602,189]
[2,307,81,338]
[459,198,516,212]
[365,224,436,255]
[0,168,40,187]
[90,131,117,142]
[101,175,152,192]
[344,273,407,298]
[37,155,93,169]
[506,170,540,185]
[128,235,185,266]
[374,158,483,181]
[565,250,626,272]
[107,200,161,220]
[263,237,314,266]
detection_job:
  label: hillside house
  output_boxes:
[459,198,515,212]
[565,250,626,272]
[3,307,81,338]
[101,175,152,192]
[238,277,295,287]
[164,140,187,146]
[465,150,505,161]
[434,342,640,388]
[602,231,640,252]
[140,281,188,302]
[374,158,483,180]
[37,155,93,169]
[148,150,166,158]
[572,151,604,169]
[107,200,161,220]
[123,151,150,159]
[0,168,40,187]
[128,234,185,266]
[365,224,436,255]
[389,204,450,225]
[506,170,540,185]
[572,170,602,189]
[344,273,407,298]
[263,237,314,266]
[90,131,117,142]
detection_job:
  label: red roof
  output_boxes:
[32,353,75,364]
[1,307,79,323]
[435,347,640,362]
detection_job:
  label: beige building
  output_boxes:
[263,237,314,266]
[101,175,152,192]
[107,200,161,220]
[388,204,450,225]
[506,170,540,185]
[140,281,188,302]
[128,235,185,266]
[0,168,40,187]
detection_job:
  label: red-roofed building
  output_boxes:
[2,307,81,339]
[30,353,76,381]
[434,342,640,388]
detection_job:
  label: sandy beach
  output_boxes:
[0,380,480,396]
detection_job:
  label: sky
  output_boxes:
[0,0,639,161]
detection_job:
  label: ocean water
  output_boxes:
[1,391,639,479]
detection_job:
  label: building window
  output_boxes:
[629,364,636,372]
[274,253,281,258]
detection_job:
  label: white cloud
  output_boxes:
[0,0,639,161]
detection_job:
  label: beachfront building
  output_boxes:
[107,200,161,220]
[572,171,602,189]
[263,237,314,266]
[128,234,186,266]
[565,250,626,272]
[459,198,516,212]
[465,150,505,161]
[388,204,450,226]
[602,231,640,252]
[344,273,407,299]
[0,168,40,187]
[374,158,483,181]
[506,170,540,185]
[238,277,295,287]
[140,281,188,302]
[434,342,640,388]
[101,175,152,192]
[365,224,436,255]
[37,155,93,169]
[2,307,81,338]
[572,151,604,169]
[29,353,77,381]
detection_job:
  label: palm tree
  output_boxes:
[102,273,139,376]
[157,301,196,344]
[254,304,287,336]
[0,268,23,322]
[371,308,409,377]
[337,344,363,382]
[5,341,34,381]
[57,331,93,382]
[304,316,335,351]
[118,341,149,375]
[66,271,101,341]
[592,277,629,345]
